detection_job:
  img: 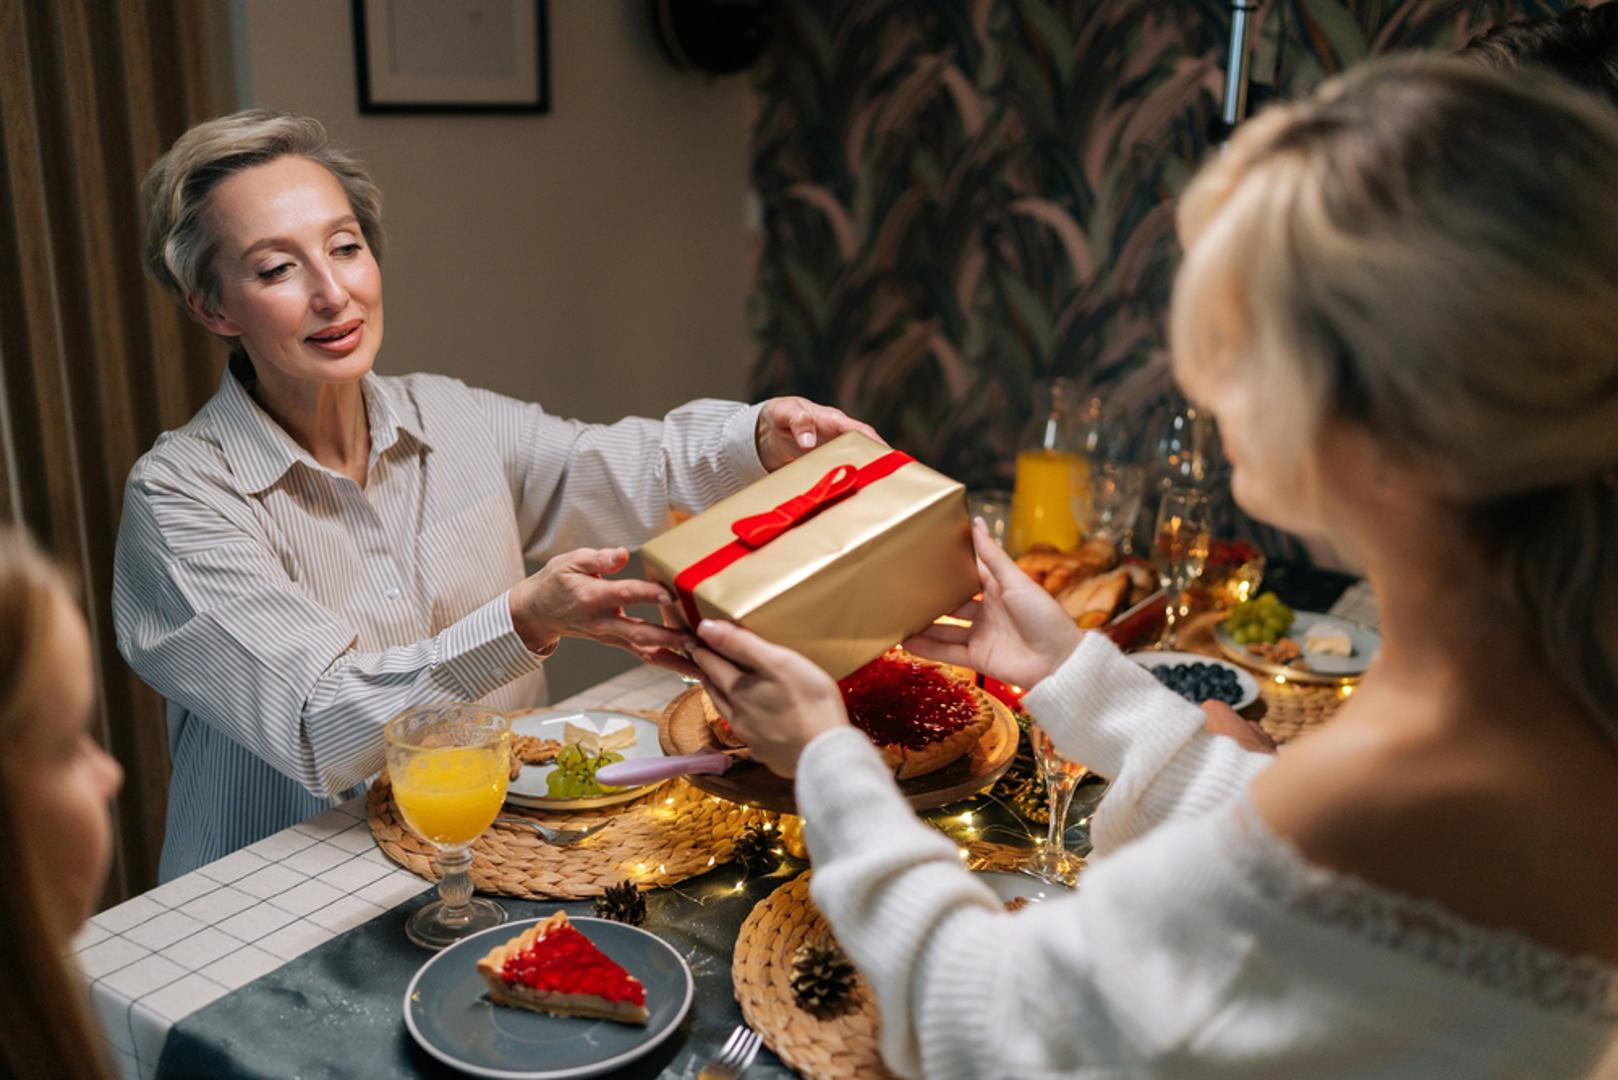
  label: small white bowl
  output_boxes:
[1130,652,1260,711]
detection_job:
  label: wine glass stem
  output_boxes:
[436,844,475,924]
[1045,775,1080,856]
[1163,588,1180,649]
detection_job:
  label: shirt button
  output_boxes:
[385,586,402,600]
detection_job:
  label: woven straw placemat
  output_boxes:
[1178,612,1348,745]
[368,774,765,900]
[734,873,894,1080]
[733,843,1045,1080]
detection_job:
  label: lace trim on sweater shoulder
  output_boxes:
[1225,795,1618,1022]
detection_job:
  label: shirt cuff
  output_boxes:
[721,401,769,486]
[438,593,551,700]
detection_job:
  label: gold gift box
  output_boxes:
[640,432,978,680]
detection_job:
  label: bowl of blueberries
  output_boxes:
[1131,652,1260,711]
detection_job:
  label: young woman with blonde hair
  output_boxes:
[0,529,123,1080]
[693,57,1618,1077]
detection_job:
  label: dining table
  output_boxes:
[79,571,1374,1080]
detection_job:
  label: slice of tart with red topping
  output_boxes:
[476,911,649,1025]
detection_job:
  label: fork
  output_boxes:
[698,1024,763,1080]
[492,816,611,846]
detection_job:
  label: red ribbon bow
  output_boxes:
[671,449,914,628]
[730,463,860,548]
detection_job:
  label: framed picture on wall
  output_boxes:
[352,0,550,114]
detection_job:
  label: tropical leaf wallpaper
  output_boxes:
[747,0,1586,558]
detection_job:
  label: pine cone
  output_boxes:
[592,879,647,926]
[790,936,857,1016]
[730,825,779,876]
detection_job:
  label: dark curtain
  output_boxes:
[0,0,230,904]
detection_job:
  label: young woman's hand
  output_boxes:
[903,519,1083,690]
[690,620,849,778]
[1201,700,1278,754]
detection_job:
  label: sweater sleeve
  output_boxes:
[1020,632,1273,856]
[795,726,1256,1079]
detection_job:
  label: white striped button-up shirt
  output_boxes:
[113,367,764,879]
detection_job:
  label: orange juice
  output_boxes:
[1009,449,1090,554]
[392,746,508,845]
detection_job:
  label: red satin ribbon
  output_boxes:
[673,449,914,628]
[730,463,859,547]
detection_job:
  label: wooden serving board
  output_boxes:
[659,685,1019,814]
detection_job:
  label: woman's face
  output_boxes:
[1174,308,1323,539]
[194,155,383,396]
[12,595,122,935]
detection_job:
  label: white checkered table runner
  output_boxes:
[80,664,690,1080]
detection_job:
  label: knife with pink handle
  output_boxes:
[595,750,735,787]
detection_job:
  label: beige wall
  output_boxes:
[234,0,757,696]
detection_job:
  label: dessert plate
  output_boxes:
[505,710,666,811]
[404,915,694,1079]
[1214,611,1381,686]
[1129,652,1260,711]
[973,869,1075,905]
[658,686,1020,815]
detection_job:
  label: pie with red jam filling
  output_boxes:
[476,911,649,1025]
[699,649,993,779]
[838,650,994,779]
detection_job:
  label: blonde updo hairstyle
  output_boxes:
[1170,57,1618,736]
[140,109,385,360]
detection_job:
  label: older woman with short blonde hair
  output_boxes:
[117,110,874,878]
[692,58,1618,1077]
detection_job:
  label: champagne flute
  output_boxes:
[1084,462,1146,553]
[1024,722,1087,886]
[1152,488,1212,650]
[385,703,511,949]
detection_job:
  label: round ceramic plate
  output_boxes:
[505,710,664,811]
[1130,651,1261,711]
[1214,610,1381,686]
[403,916,694,1080]
[973,869,1076,905]
[659,686,1020,815]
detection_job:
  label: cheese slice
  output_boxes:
[562,718,637,755]
[1303,625,1353,657]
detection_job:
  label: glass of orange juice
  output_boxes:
[385,703,511,949]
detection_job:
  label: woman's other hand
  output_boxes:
[510,547,700,677]
[690,620,848,778]
[755,396,883,472]
[903,518,1083,691]
[1201,700,1278,755]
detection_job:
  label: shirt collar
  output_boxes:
[207,363,431,495]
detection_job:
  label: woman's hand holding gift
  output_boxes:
[510,546,701,677]
[904,518,1083,692]
[754,397,884,472]
[691,620,849,778]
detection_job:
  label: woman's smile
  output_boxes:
[305,318,364,355]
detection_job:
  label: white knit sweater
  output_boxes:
[795,633,1618,1078]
